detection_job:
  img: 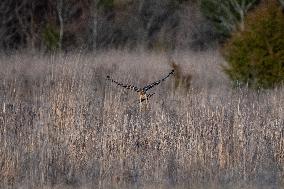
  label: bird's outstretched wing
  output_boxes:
[106,76,141,92]
[143,70,174,91]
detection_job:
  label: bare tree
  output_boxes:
[90,0,99,50]
[201,0,258,38]
[57,0,64,50]
[0,1,15,49]
[15,0,38,50]
[231,0,257,31]
[176,3,212,50]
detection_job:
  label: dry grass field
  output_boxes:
[0,50,283,189]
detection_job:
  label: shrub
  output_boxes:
[42,23,60,51]
[222,0,284,89]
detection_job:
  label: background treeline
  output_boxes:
[0,0,209,51]
[0,0,260,51]
[1,0,283,52]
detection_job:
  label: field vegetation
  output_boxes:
[0,51,283,188]
[1,0,284,188]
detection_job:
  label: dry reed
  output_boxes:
[0,50,283,189]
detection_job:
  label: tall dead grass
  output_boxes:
[0,50,283,189]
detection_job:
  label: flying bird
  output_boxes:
[106,69,174,109]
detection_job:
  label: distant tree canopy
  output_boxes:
[0,0,212,52]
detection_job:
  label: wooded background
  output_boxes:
[1,0,272,52]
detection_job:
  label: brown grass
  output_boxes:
[0,50,283,189]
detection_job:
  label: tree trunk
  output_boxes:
[57,0,64,51]
[91,0,98,50]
